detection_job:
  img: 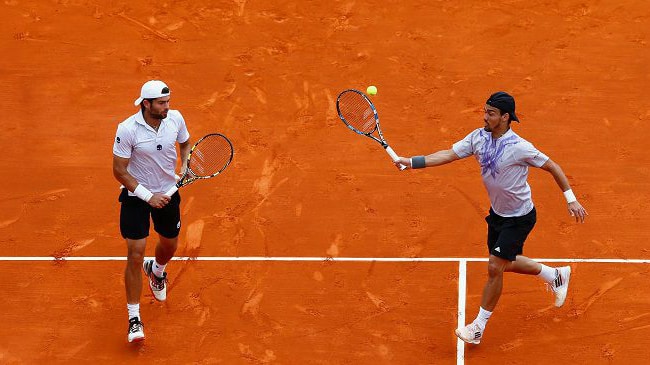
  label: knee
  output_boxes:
[487,262,506,279]
[127,245,146,265]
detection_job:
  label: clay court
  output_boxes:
[1,0,649,364]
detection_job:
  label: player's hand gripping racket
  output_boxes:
[336,89,407,170]
[164,133,234,197]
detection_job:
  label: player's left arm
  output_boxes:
[540,158,588,223]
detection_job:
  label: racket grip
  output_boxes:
[164,185,179,197]
[385,146,408,170]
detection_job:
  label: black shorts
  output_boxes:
[118,188,181,240]
[485,207,536,261]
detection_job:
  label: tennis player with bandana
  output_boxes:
[395,91,588,345]
[113,80,192,343]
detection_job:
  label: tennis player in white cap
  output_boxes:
[112,80,192,342]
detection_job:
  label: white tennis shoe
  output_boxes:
[549,266,571,307]
[127,317,145,343]
[455,323,483,344]
[143,259,167,301]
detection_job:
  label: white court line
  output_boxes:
[2,255,648,365]
[456,260,467,365]
[0,256,649,262]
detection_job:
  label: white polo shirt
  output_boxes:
[113,109,190,194]
[452,128,549,217]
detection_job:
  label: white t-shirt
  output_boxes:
[113,109,190,194]
[452,128,549,217]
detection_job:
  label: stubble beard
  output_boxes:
[150,110,168,120]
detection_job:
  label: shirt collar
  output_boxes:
[134,110,165,131]
[481,127,515,140]
[500,128,515,139]
[134,110,147,126]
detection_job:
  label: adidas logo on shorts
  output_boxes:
[494,247,501,252]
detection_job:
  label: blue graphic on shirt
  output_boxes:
[479,133,518,178]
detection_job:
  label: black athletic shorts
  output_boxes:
[118,188,181,240]
[485,207,536,261]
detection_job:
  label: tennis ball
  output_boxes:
[366,85,378,95]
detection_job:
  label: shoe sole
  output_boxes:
[555,267,571,307]
[128,335,145,343]
[455,329,480,345]
[142,260,166,302]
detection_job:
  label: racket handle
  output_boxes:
[385,146,407,170]
[164,185,179,197]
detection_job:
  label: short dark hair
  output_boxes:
[497,109,513,124]
[140,98,156,111]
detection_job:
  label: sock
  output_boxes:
[127,303,140,320]
[538,264,557,283]
[152,260,166,278]
[473,307,492,331]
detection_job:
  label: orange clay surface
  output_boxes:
[1,0,649,364]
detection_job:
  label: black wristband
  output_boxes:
[411,156,426,169]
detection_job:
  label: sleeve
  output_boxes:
[516,141,549,167]
[175,111,190,143]
[451,129,479,159]
[112,123,133,158]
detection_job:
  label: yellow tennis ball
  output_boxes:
[366,85,377,95]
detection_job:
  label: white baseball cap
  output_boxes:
[134,80,170,106]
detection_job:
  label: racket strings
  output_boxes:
[338,93,376,134]
[189,136,233,177]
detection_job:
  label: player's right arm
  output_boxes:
[112,155,139,192]
[113,155,170,208]
[395,149,460,169]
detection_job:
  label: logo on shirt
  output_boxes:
[479,134,518,178]
[116,137,121,143]
[157,144,162,151]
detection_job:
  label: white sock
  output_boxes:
[127,303,140,320]
[472,307,492,331]
[152,260,166,278]
[538,264,557,283]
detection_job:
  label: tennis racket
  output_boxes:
[336,89,407,170]
[164,133,234,196]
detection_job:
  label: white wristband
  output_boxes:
[133,184,153,202]
[563,189,577,204]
